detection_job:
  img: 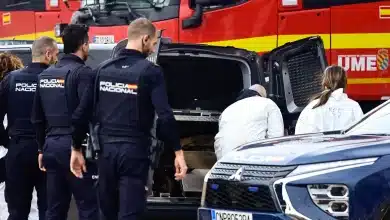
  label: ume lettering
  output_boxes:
[338,55,377,71]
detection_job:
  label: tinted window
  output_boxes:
[346,101,390,135]
[58,49,112,69]
[86,49,112,68]
[4,0,28,6]
[0,48,32,66]
[82,0,179,9]
[0,40,34,46]
[0,0,45,11]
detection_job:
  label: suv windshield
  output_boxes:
[345,100,390,135]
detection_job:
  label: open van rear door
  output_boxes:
[261,36,328,114]
[111,35,327,116]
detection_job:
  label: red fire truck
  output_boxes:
[0,0,389,110]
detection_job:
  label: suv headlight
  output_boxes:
[275,157,378,220]
[308,184,349,220]
[288,157,378,177]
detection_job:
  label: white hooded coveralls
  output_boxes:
[295,88,364,135]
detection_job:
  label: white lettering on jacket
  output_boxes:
[99,81,138,95]
[39,78,65,88]
[15,82,37,92]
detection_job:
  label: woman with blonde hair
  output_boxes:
[0,52,40,220]
[295,65,364,135]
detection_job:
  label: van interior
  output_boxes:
[152,54,248,198]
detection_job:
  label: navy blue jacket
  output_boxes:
[31,55,94,151]
[0,63,48,146]
[95,49,181,151]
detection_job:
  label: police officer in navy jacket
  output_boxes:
[70,18,188,220]
[0,36,59,220]
[31,25,99,220]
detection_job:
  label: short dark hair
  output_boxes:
[62,24,89,54]
[127,18,156,40]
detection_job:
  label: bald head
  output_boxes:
[249,84,267,98]
[32,36,59,65]
[127,18,156,40]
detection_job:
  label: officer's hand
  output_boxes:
[174,150,188,181]
[38,153,46,172]
[70,148,87,178]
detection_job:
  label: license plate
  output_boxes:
[211,209,253,220]
[93,35,115,44]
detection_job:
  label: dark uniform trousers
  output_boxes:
[42,135,99,220]
[97,141,150,220]
[3,64,50,219]
[94,50,169,220]
[33,57,99,220]
[5,138,46,220]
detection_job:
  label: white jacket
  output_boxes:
[295,88,364,135]
[214,96,284,160]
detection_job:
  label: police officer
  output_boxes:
[0,37,58,220]
[31,25,99,220]
[70,18,188,220]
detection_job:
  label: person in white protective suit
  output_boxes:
[295,65,364,135]
[0,53,40,220]
[214,84,285,160]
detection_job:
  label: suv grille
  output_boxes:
[205,163,296,212]
[209,162,296,181]
[205,179,276,212]
[286,47,323,107]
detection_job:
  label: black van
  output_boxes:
[0,36,327,219]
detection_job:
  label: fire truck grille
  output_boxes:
[205,179,277,212]
[286,49,323,107]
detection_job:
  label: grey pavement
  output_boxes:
[67,197,78,220]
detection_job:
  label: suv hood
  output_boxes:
[219,134,390,166]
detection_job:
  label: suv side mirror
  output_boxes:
[182,0,227,29]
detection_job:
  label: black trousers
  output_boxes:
[97,142,150,220]
[5,138,46,220]
[43,135,99,220]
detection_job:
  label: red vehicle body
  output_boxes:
[0,0,389,110]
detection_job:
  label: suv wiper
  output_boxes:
[345,133,390,136]
[361,133,390,136]
[105,1,141,20]
[147,0,164,9]
[113,0,164,9]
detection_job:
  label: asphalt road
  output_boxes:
[67,198,78,220]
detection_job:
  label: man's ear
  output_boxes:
[143,35,150,44]
[45,50,51,60]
